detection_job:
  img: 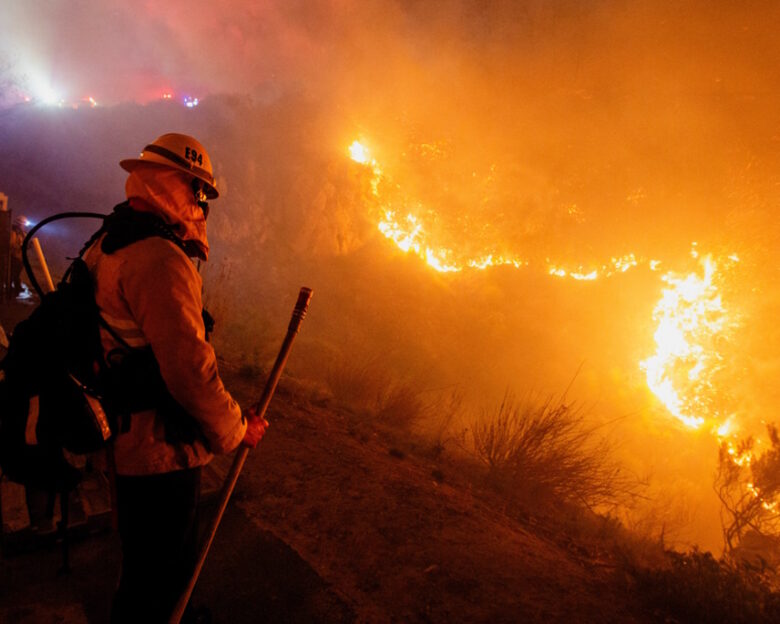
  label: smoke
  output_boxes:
[0,1,309,102]
[3,1,780,551]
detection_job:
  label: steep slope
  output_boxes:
[223,368,652,623]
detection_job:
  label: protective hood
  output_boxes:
[124,165,209,260]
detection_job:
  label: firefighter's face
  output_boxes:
[191,178,210,219]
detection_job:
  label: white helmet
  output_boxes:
[120,133,219,199]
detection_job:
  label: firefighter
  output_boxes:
[83,133,268,623]
[9,215,27,296]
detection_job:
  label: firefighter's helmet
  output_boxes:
[120,133,219,199]
[13,215,28,230]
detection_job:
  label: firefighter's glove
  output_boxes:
[241,406,269,448]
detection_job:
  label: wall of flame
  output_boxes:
[348,138,780,527]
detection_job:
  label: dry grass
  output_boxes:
[418,388,465,458]
[375,382,425,428]
[466,392,641,511]
[325,356,422,428]
[325,356,392,410]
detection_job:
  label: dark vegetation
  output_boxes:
[628,549,780,624]
[715,425,780,592]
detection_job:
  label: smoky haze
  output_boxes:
[2,1,780,551]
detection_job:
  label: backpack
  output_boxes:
[0,204,209,493]
[0,212,110,492]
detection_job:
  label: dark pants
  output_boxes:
[112,467,201,623]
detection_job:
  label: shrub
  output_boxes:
[375,382,425,428]
[468,393,640,510]
[629,549,780,624]
[420,388,465,458]
[715,424,780,576]
[325,355,393,411]
[325,355,422,428]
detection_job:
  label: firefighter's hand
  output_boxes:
[241,407,269,448]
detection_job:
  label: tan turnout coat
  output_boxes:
[84,171,245,475]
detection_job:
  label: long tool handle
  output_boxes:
[169,287,313,624]
[30,238,55,293]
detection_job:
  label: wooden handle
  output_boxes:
[168,287,313,624]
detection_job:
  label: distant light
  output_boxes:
[162,92,173,100]
[183,96,199,108]
[28,73,63,106]
[38,91,63,107]
[86,96,98,107]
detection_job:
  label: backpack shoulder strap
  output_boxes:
[100,202,189,256]
[93,203,191,351]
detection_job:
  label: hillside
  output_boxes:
[222,370,653,623]
[2,356,655,622]
[6,286,780,623]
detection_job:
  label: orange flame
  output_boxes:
[348,140,651,278]
[640,254,730,429]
